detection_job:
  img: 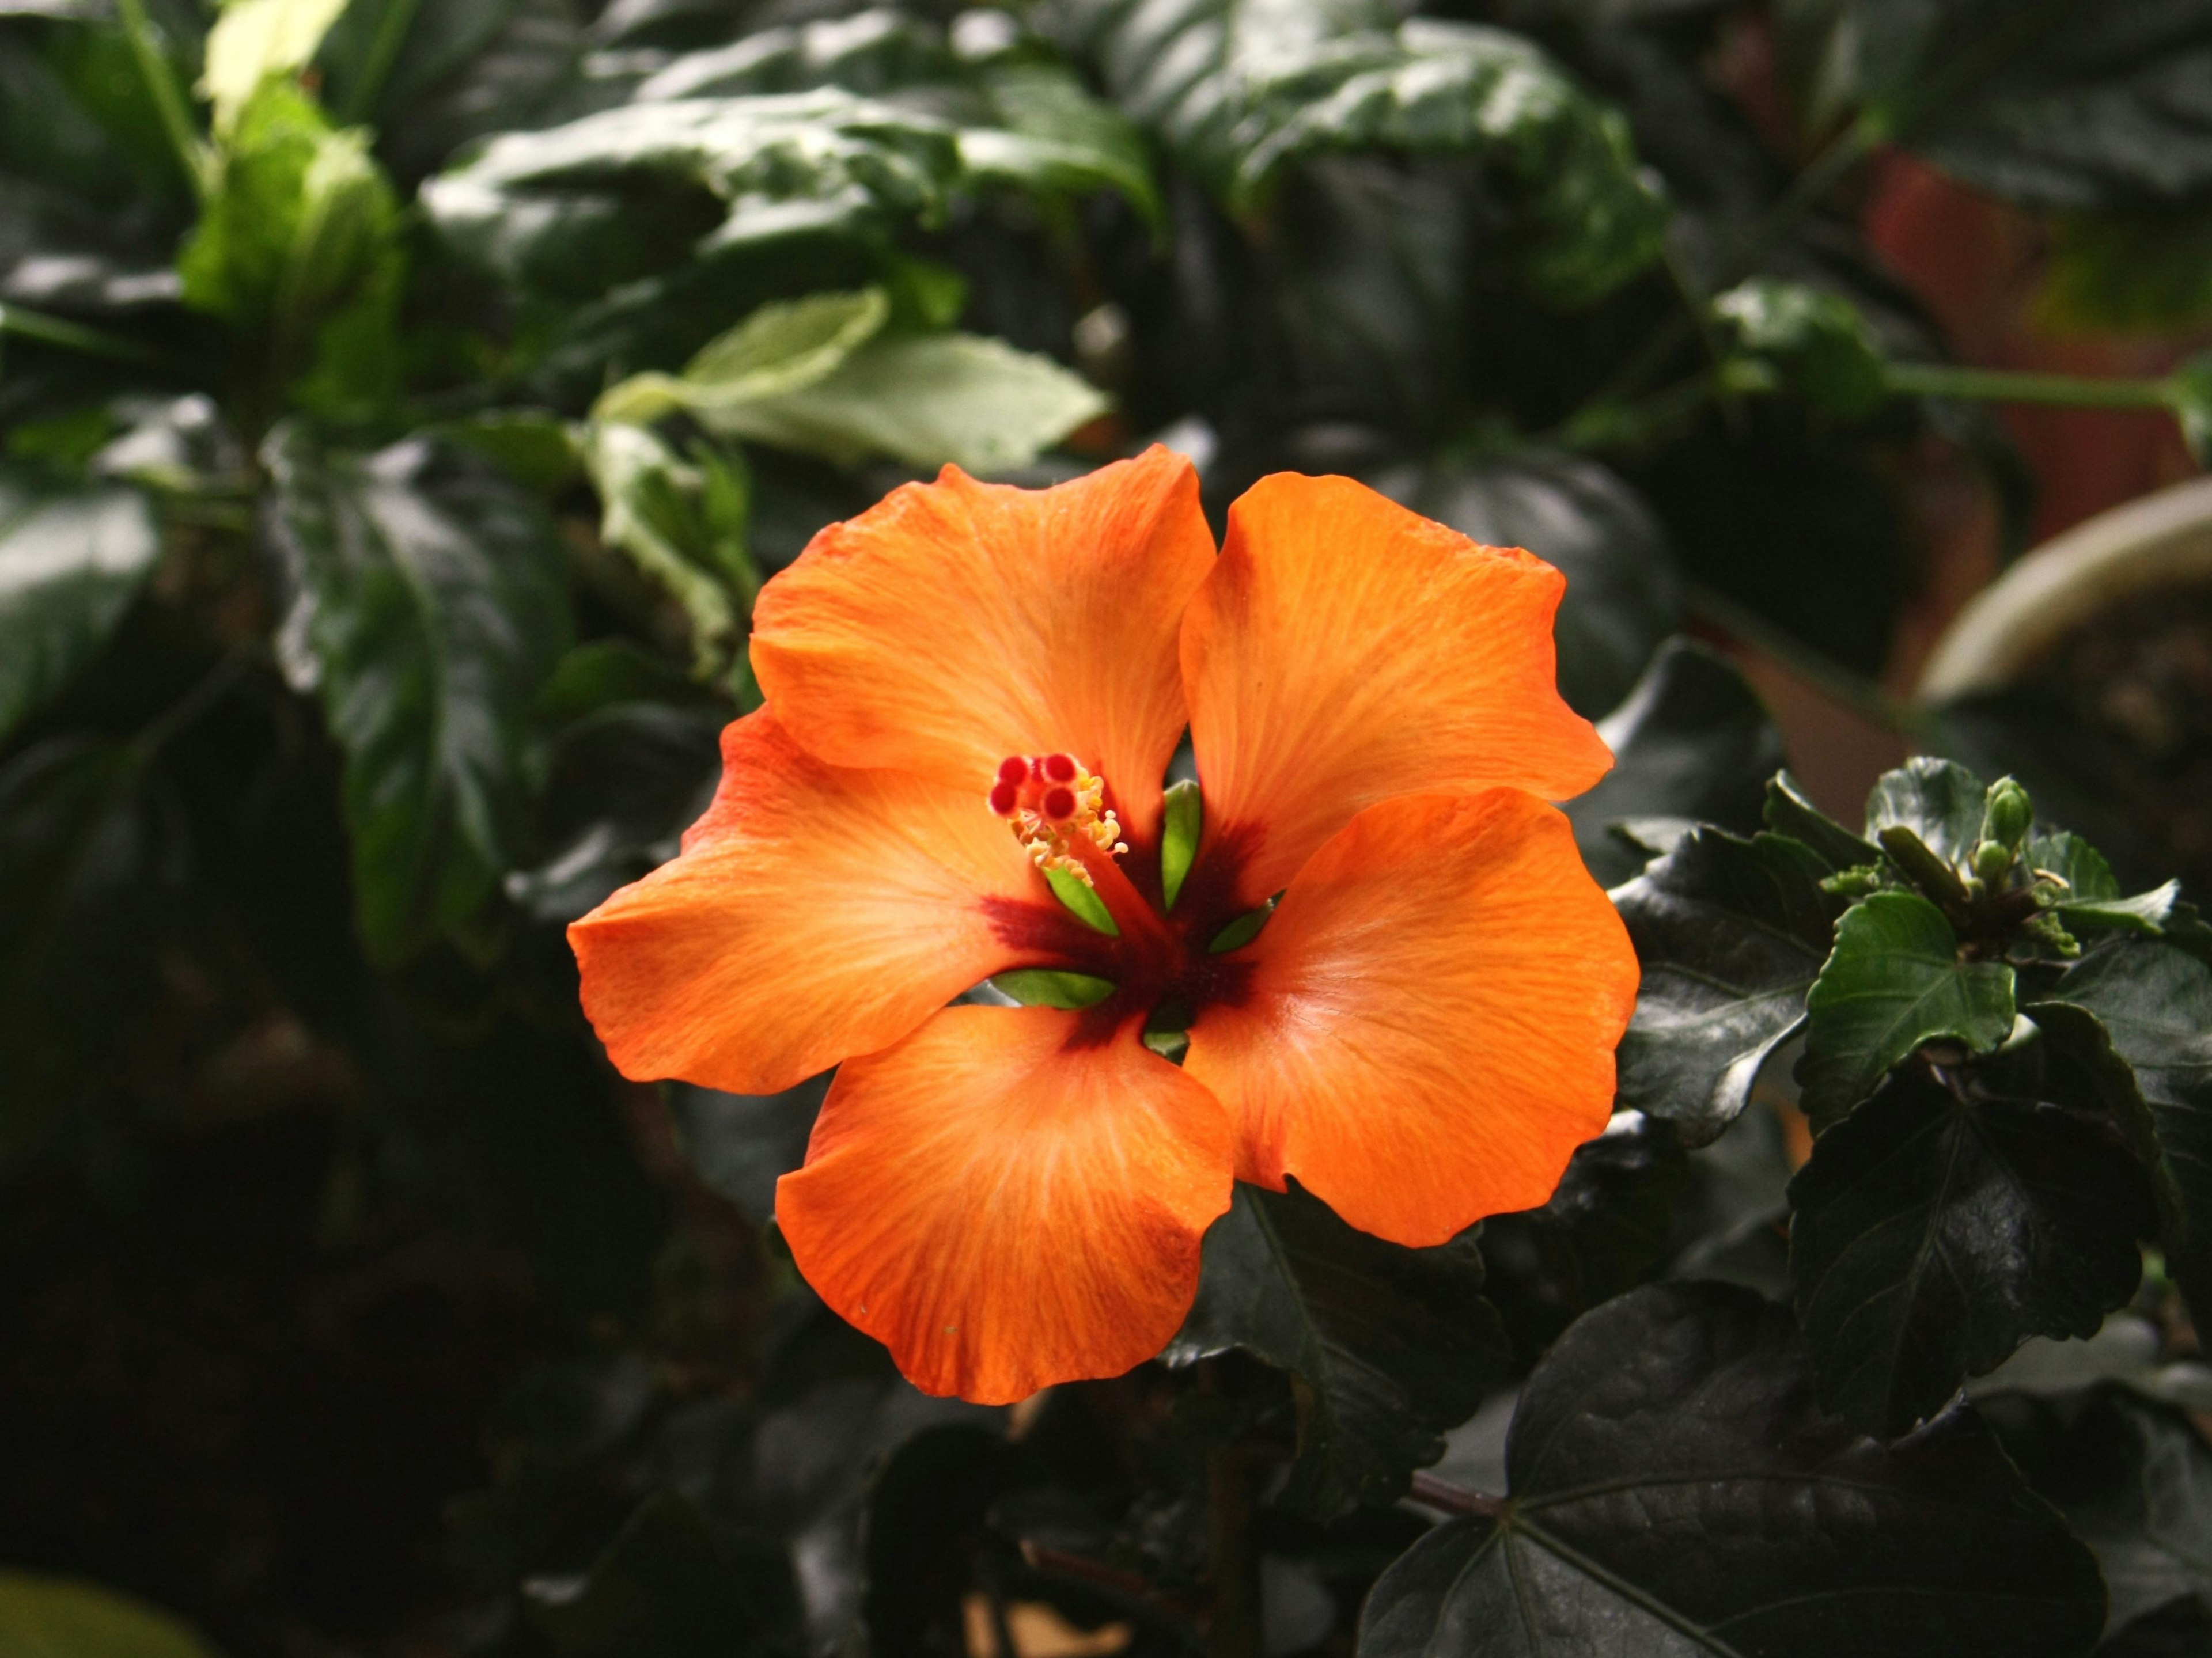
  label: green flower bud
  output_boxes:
[1971,839,2013,887]
[1981,776,2033,851]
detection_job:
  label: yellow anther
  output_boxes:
[1004,763,1126,887]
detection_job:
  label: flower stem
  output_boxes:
[1881,361,2180,411]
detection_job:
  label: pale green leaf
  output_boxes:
[592,289,889,426]
[703,331,1107,472]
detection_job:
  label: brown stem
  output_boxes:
[1407,1471,1510,1517]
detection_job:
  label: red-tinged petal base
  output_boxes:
[1185,790,1638,1248]
[570,711,1088,1095]
[777,1006,1234,1403]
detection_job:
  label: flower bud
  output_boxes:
[1971,839,2013,887]
[1981,776,2033,851]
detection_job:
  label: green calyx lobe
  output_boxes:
[1160,777,1201,910]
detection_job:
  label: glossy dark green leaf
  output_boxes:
[1566,639,1783,885]
[1358,1281,2108,1658]
[1610,827,1833,1144]
[1799,890,2016,1128]
[263,427,573,965]
[421,92,968,298]
[1060,0,1665,303]
[1164,1181,1509,1517]
[1388,451,1682,722]
[1864,754,1992,869]
[1714,278,1888,420]
[318,0,583,183]
[524,1490,806,1657]
[2052,943,2212,1336]
[1789,1063,2151,1438]
[0,468,160,745]
[1764,769,1881,871]
[1990,1391,2212,1646]
[1478,1113,1689,1364]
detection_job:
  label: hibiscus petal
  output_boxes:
[1181,473,1612,907]
[751,446,1214,843]
[777,1006,1234,1402]
[570,710,1088,1095]
[1185,789,1637,1248]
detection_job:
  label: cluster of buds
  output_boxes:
[988,752,1127,885]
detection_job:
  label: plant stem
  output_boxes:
[1207,1447,1262,1658]
[1407,1472,1509,1517]
[1881,361,2180,411]
[113,0,210,202]
[342,0,424,123]
[1685,583,1930,739]
[0,303,178,369]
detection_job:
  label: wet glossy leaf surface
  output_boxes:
[1360,1282,2108,1658]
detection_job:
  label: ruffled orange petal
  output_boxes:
[776,1006,1234,1402]
[750,446,1214,844]
[570,711,1088,1095]
[1184,789,1637,1247]
[1180,474,1612,907]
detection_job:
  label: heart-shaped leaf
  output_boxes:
[1359,1282,2107,1658]
[1788,1061,2152,1439]
[1799,891,2016,1128]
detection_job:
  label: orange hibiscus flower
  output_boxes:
[569,447,1638,1403]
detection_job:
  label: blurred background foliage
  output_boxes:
[5,0,2212,1653]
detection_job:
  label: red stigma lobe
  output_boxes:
[988,781,1020,816]
[1041,753,1078,784]
[1041,786,1078,821]
[997,756,1031,786]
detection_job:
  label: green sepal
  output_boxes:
[1210,899,1275,953]
[1877,824,1974,912]
[1160,777,1202,911]
[990,969,1116,1010]
[1045,866,1118,936]
[1142,1029,1190,1063]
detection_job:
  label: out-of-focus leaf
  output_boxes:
[1387,449,1682,720]
[1714,277,1887,420]
[703,331,1108,472]
[0,469,160,746]
[509,700,719,926]
[1059,0,1666,304]
[433,409,581,498]
[592,287,888,426]
[1478,1112,1688,1364]
[1789,1060,2151,1439]
[1799,891,2016,1128]
[177,80,403,416]
[0,1569,224,1658]
[970,59,1161,229]
[534,637,713,726]
[1359,1282,2107,1658]
[200,0,348,133]
[1610,826,1832,1144]
[524,1490,805,1657]
[1567,639,1783,885]
[1166,1181,1508,1517]
[580,422,757,684]
[319,0,583,181]
[421,92,967,298]
[668,1073,827,1227]
[263,427,572,965]
[2052,942,2212,1339]
[2040,208,2212,336]
[0,736,168,1152]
